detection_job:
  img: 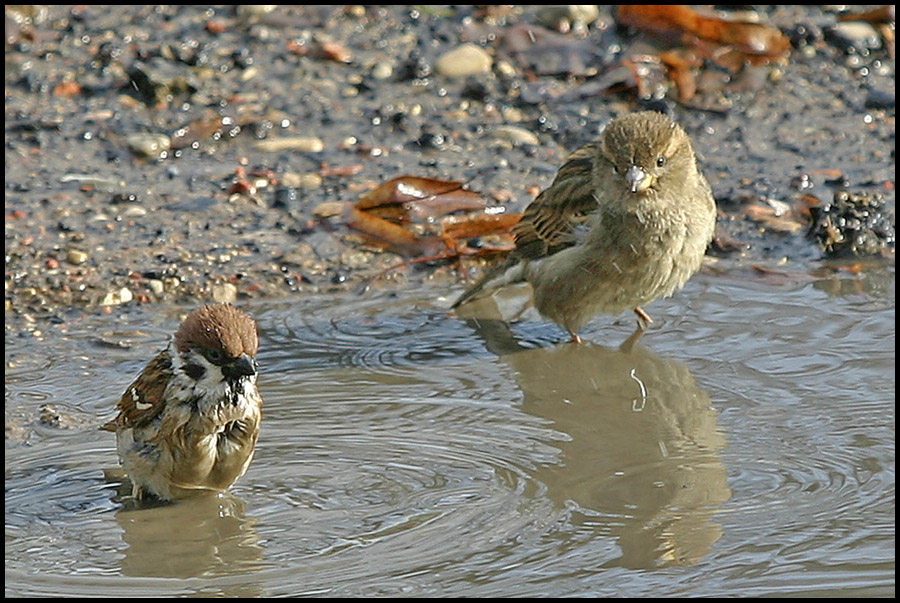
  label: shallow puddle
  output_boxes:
[5,266,894,596]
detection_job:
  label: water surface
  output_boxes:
[5,266,895,596]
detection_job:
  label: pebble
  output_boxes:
[211,281,238,303]
[121,205,148,217]
[371,62,393,80]
[825,22,882,54]
[147,279,165,295]
[808,190,894,257]
[254,136,325,153]
[536,5,600,29]
[490,125,540,146]
[501,106,526,122]
[236,5,277,20]
[495,60,517,78]
[435,43,492,78]
[282,172,323,189]
[299,173,323,189]
[125,133,171,158]
[313,201,346,218]
[66,249,88,265]
[59,173,123,192]
[100,287,133,306]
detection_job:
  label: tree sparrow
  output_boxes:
[103,304,263,501]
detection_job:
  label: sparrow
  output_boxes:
[102,304,263,501]
[453,111,717,343]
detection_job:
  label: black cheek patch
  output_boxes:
[183,363,206,381]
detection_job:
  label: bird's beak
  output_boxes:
[223,353,257,380]
[625,165,654,193]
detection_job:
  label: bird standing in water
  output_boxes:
[103,304,263,501]
[453,111,717,343]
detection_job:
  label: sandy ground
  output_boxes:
[5,5,894,327]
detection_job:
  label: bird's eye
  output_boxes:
[205,348,224,363]
[656,156,667,167]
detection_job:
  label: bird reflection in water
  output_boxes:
[463,316,731,568]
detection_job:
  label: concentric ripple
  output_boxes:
[243,292,570,591]
[651,274,895,594]
[5,269,895,596]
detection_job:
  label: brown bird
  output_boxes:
[453,111,717,343]
[102,304,263,501]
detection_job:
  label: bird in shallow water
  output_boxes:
[102,304,263,501]
[452,111,717,343]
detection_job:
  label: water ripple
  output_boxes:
[4,270,894,596]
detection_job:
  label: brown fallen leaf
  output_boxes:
[343,204,444,257]
[837,5,894,25]
[438,212,521,257]
[658,49,701,102]
[617,5,791,68]
[355,176,488,222]
[327,176,524,279]
[440,212,522,241]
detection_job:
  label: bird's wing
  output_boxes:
[451,143,602,308]
[513,142,601,260]
[100,350,171,431]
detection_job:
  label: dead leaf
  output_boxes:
[440,212,522,245]
[355,176,487,222]
[343,204,443,257]
[837,6,894,25]
[658,49,701,101]
[617,5,791,68]
[329,175,525,268]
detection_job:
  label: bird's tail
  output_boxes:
[451,259,527,309]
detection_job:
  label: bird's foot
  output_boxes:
[634,307,653,330]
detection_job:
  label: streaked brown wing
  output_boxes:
[513,142,600,260]
[101,350,171,431]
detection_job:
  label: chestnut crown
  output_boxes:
[174,304,259,360]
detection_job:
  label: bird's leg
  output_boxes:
[634,307,653,330]
[568,330,583,344]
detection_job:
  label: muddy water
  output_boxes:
[4,267,894,597]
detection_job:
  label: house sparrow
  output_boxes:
[453,111,717,343]
[102,304,263,501]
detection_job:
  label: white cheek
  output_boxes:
[170,350,228,401]
[193,356,228,396]
[197,360,226,390]
[168,347,257,417]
